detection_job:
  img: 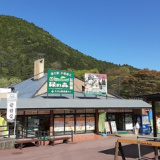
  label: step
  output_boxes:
[0,138,15,150]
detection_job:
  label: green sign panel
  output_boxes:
[47,70,74,94]
[98,112,106,133]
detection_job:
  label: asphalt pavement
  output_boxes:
[0,135,158,160]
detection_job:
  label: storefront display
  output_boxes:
[86,114,95,131]
[76,115,85,132]
[54,115,64,132]
[65,115,74,131]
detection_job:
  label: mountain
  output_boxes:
[0,15,136,80]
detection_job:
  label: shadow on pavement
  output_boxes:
[99,144,155,159]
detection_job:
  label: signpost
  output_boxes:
[47,70,74,95]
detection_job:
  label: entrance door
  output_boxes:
[107,113,125,131]
[115,113,125,130]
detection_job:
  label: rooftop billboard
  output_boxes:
[84,73,107,96]
[47,70,74,94]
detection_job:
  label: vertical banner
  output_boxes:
[98,112,106,133]
[7,93,17,123]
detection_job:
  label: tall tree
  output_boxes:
[106,66,131,95]
[120,69,160,98]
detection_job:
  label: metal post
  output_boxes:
[152,101,158,160]
[71,130,73,142]
[137,137,141,160]
[43,131,46,146]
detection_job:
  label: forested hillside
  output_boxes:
[0,15,123,79]
[0,15,160,98]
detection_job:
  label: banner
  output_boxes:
[7,93,17,123]
[84,73,107,96]
[98,112,106,133]
[47,70,74,94]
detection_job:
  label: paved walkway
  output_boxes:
[0,135,158,160]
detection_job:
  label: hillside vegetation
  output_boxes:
[0,15,123,79]
[0,15,160,98]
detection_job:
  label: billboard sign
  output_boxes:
[7,93,17,123]
[84,73,107,96]
[47,70,74,94]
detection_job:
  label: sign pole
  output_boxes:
[13,115,17,138]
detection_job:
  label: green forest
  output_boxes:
[0,15,160,98]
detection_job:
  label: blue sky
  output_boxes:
[0,0,160,71]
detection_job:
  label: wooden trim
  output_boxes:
[50,110,53,136]
[117,138,160,147]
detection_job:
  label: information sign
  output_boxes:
[47,70,74,94]
[110,121,117,134]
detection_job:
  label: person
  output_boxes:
[99,77,106,85]
[135,121,140,135]
[18,123,22,138]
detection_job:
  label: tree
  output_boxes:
[106,66,131,95]
[67,68,99,79]
[120,69,160,98]
[0,77,21,88]
[50,61,62,70]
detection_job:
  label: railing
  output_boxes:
[16,125,41,139]
[40,130,74,146]
[137,136,160,160]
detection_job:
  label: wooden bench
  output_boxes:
[48,137,70,146]
[15,138,40,149]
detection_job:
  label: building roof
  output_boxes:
[135,93,160,102]
[0,98,151,110]
[11,73,121,99]
[4,73,151,110]
[11,73,47,98]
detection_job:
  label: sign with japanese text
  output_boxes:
[47,70,74,94]
[7,93,17,123]
[84,73,107,96]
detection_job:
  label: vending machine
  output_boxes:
[134,115,151,134]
